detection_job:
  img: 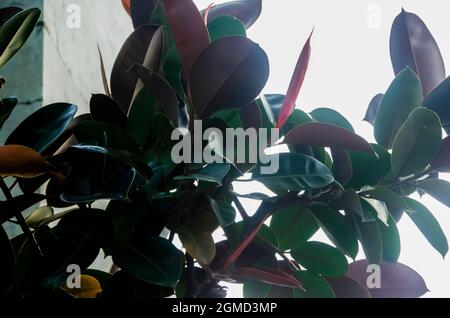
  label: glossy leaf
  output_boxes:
[364,187,411,212]
[330,147,352,185]
[391,107,441,177]
[110,25,159,111]
[347,260,429,298]
[178,224,215,265]
[89,94,126,128]
[374,68,423,149]
[405,198,448,257]
[113,237,183,288]
[326,276,371,298]
[164,0,210,82]
[174,163,230,186]
[390,9,445,95]
[130,64,179,125]
[207,15,246,42]
[347,144,391,190]
[293,271,335,298]
[0,7,22,28]
[251,153,334,192]
[310,108,354,131]
[189,36,269,118]
[6,103,77,153]
[423,76,450,133]
[291,241,348,277]
[0,8,41,68]
[25,206,54,228]
[418,179,450,208]
[0,96,18,129]
[0,145,53,178]
[62,275,102,298]
[130,0,159,29]
[162,46,185,98]
[73,120,141,154]
[207,195,235,227]
[378,210,401,263]
[270,205,319,251]
[284,122,373,153]
[309,203,359,259]
[364,93,383,125]
[233,267,302,288]
[277,31,312,128]
[332,189,374,222]
[202,0,262,29]
[431,136,450,172]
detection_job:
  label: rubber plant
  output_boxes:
[1,0,450,298]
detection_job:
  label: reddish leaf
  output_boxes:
[164,0,210,82]
[233,267,303,289]
[201,0,262,29]
[347,260,429,298]
[130,0,159,29]
[390,9,445,96]
[110,25,159,112]
[276,31,312,128]
[284,122,373,153]
[331,148,353,185]
[130,64,179,126]
[121,0,131,16]
[431,136,450,172]
[364,94,383,125]
[89,94,127,129]
[326,276,371,298]
[0,145,53,178]
[189,36,269,118]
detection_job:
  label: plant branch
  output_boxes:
[232,195,250,221]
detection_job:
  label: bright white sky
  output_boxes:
[192,0,450,298]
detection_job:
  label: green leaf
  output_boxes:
[332,189,375,222]
[89,94,127,129]
[0,8,41,68]
[202,0,262,29]
[291,241,348,277]
[113,237,183,288]
[174,163,230,186]
[177,225,216,265]
[127,88,158,146]
[207,195,236,227]
[374,68,423,149]
[293,271,336,298]
[347,144,391,190]
[418,178,450,208]
[251,153,334,192]
[423,76,450,133]
[310,108,354,131]
[309,203,359,258]
[353,200,383,265]
[25,206,54,228]
[405,198,448,257]
[189,36,269,118]
[364,187,411,212]
[270,205,319,251]
[208,15,246,42]
[6,103,78,153]
[0,97,18,129]
[73,120,141,154]
[391,107,441,177]
[235,222,279,249]
[378,210,401,263]
[162,46,184,98]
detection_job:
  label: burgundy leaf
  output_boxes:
[431,136,450,172]
[233,267,303,289]
[284,122,373,153]
[130,64,179,126]
[130,0,159,29]
[364,93,383,125]
[276,31,312,128]
[110,25,158,112]
[97,45,111,98]
[326,276,371,298]
[240,100,262,129]
[347,260,429,298]
[90,94,127,129]
[121,0,131,15]
[189,36,269,118]
[331,148,353,185]
[201,0,262,29]
[390,9,445,96]
[164,0,210,82]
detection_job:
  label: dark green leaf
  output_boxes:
[391,107,441,177]
[364,94,383,125]
[207,15,246,42]
[291,241,348,277]
[202,0,262,29]
[423,76,450,133]
[431,136,450,172]
[89,94,127,129]
[374,68,423,149]
[405,198,448,257]
[0,8,41,68]
[130,0,158,29]
[251,153,334,192]
[293,271,335,298]
[378,209,401,263]
[162,46,184,98]
[189,36,269,118]
[364,187,411,212]
[270,205,318,251]
[113,237,183,288]
[6,103,77,153]
[0,7,22,28]
[332,189,374,222]
[178,224,215,265]
[310,108,354,131]
[207,195,236,227]
[174,163,230,186]
[0,193,45,224]
[0,97,18,129]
